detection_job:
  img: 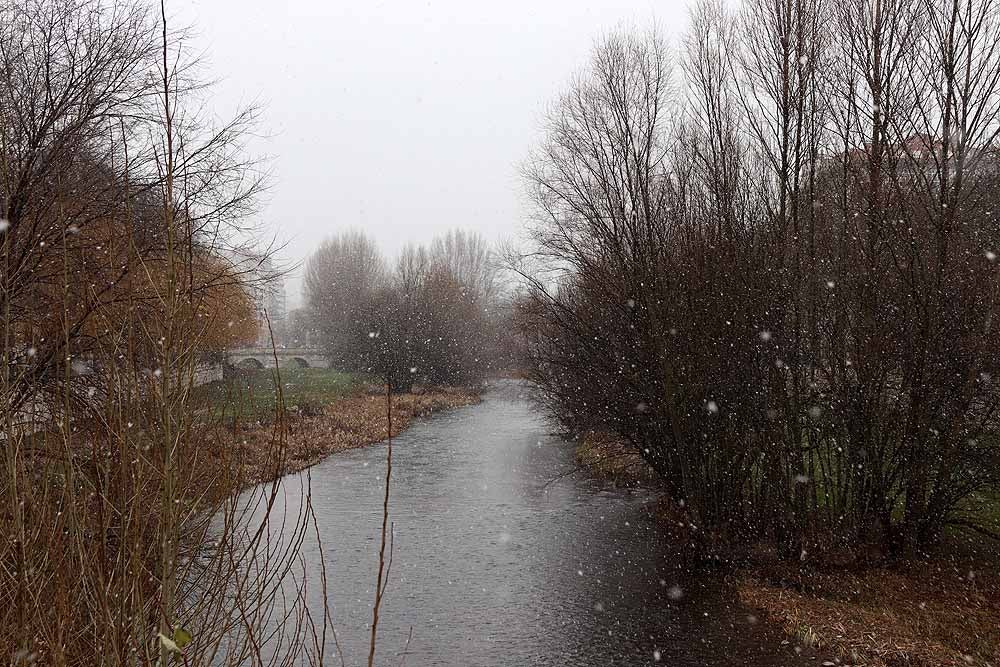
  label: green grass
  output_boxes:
[948,490,1000,541]
[194,367,358,419]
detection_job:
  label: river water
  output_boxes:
[278,381,816,666]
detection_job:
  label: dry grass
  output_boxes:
[1,384,477,662]
[227,387,481,485]
[736,554,1000,666]
[575,430,658,485]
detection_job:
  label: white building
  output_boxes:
[226,249,288,347]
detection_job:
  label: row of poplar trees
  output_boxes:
[304,229,506,392]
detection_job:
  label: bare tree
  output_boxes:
[517,8,1000,560]
[305,229,507,391]
[304,229,386,369]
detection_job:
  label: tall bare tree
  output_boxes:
[518,8,1000,559]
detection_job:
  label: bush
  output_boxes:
[516,10,1000,558]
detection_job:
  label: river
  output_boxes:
[275,381,817,666]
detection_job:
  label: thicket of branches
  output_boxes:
[1,0,327,663]
[515,0,1000,559]
[304,229,508,392]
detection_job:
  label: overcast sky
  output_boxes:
[175,0,688,307]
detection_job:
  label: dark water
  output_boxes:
[281,381,816,666]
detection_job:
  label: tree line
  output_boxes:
[514,0,1000,560]
[304,229,513,392]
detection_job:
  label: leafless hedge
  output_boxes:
[514,0,1000,559]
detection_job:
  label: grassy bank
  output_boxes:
[576,431,1000,666]
[195,367,359,418]
[235,389,480,484]
[196,368,481,485]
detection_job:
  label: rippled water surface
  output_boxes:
[279,381,816,665]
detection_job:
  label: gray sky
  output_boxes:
[176,0,687,307]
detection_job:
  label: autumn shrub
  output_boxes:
[0,0,324,663]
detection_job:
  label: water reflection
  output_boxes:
[271,381,815,666]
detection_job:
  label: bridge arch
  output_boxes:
[234,357,265,370]
[225,347,329,371]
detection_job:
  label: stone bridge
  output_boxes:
[226,347,330,369]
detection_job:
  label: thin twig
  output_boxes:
[367,381,394,667]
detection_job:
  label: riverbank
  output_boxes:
[574,430,659,486]
[233,387,481,485]
[196,368,482,484]
[736,559,1000,666]
[575,431,1000,667]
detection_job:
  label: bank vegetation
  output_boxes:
[513,0,1000,662]
[516,0,1000,564]
[0,0,330,663]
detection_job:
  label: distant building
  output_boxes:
[226,249,288,347]
[817,132,1000,184]
[257,271,287,346]
[285,307,320,348]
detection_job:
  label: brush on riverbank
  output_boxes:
[235,387,481,484]
[574,430,659,486]
[735,543,1000,666]
[576,431,1000,666]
